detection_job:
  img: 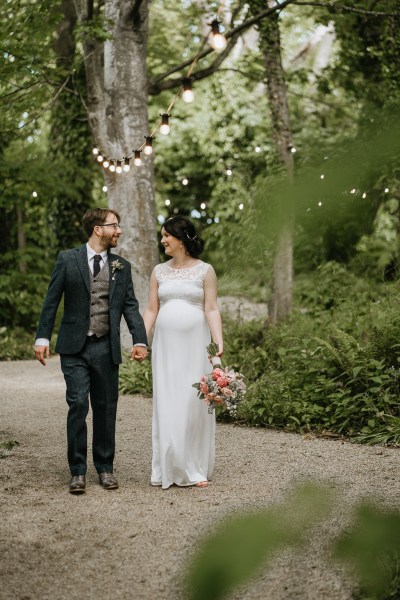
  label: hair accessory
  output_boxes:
[185,230,197,241]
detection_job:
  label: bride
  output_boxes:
[143,215,223,489]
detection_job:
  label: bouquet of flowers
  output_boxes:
[193,342,246,415]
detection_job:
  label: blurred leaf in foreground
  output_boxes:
[334,504,400,598]
[185,483,333,600]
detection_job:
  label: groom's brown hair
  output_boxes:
[82,207,121,237]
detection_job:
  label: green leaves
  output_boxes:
[185,485,400,600]
[186,484,332,600]
[334,504,400,597]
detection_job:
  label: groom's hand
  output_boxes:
[131,346,148,362]
[35,345,50,366]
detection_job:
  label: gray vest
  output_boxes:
[89,263,110,337]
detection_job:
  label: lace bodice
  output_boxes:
[155,261,210,308]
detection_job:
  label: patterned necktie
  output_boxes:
[93,254,102,278]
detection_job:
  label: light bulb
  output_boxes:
[182,78,194,103]
[123,157,131,172]
[102,185,108,192]
[212,33,227,51]
[160,113,170,135]
[116,160,123,174]
[32,191,38,197]
[134,150,142,166]
[144,136,154,155]
[109,160,116,173]
[210,20,227,53]
[103,159,109,169]
[182,88,194,103]
[92,147,99,155]
[97,154,104,163]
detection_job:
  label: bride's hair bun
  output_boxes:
[163,215,204,258]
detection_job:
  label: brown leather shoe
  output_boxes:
[69,475,86,494]
[99,472,118,490]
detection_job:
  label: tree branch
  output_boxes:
[0,80,42,102]
[2,77,70,133]
[291,1,399,17]
[87,0,94,20]
[124,0,146,27]
[150,0,296,88]
[149,33,241,94]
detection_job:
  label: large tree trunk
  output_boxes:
[249,0,294,323]
[74,0,158,312]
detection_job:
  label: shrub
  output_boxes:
[0,327,35,361]
[223,272,400,444]
[119,355,152,396]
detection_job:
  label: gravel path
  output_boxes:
[1,358,399,600]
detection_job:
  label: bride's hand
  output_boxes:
[216,343,223,357]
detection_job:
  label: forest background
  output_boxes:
[1,0,400,445]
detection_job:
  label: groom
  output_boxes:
[35,208,148,494]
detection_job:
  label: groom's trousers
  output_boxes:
[60,334,119,476]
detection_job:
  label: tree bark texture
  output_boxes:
[249,0,294,323]
[73,0,158,312]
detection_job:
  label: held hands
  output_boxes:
[131,346,149,362]
[35,345,50,366]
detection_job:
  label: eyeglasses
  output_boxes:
[99,222,121,230]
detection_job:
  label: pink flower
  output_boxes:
[216,376,229,388]
[222,387,233,397]
[212,368,224,380]
[200,383,209,395]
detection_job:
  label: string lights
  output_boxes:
[144,136,154,155]
[182,78,195,103]
[210,19,227,52]
[91,12,227,175]
[159,113,171,135]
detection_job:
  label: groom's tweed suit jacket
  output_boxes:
[36,244,147,364]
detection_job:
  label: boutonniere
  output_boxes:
[111,259,124,280]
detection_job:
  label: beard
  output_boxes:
[101,234,119,249]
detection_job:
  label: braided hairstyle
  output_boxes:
[163,215,204,258]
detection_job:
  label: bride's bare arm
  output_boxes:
[204,266,223,356]
[143,269,160,337]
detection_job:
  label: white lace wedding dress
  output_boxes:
[151,260,215,489]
